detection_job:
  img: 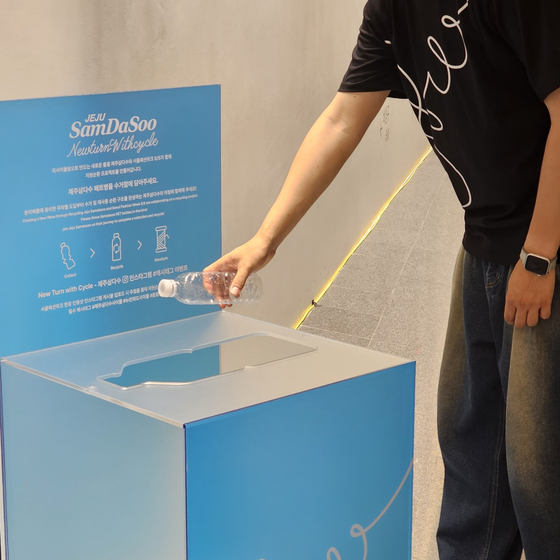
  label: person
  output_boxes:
[205,0,560,558]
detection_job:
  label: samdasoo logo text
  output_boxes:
[69,116,158,139]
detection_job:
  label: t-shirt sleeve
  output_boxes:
[339,0,405,97]
[493,0,560,102]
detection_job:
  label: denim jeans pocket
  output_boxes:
[484,262,503,290]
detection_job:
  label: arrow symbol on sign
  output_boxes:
[90,249,95,258]
[137,240,142,250]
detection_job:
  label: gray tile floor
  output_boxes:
[299,151,464,559]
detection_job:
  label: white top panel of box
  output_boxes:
[3,312,411,426]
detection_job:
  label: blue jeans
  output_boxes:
[437,247,560,560]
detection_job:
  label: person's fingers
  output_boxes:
[230,266,251,298]
[203,256,239,299]
[505,261,556,328]
[540,302,552,320]
[202,274,214,295]
[504,300,516,325]
[526,308,540,327]
[203,257,236,275]
[514,308,527,329]
[207,271,231,305]
[201,236,272,302]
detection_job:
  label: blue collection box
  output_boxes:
[1,311,414,560]
[0,86,415,560]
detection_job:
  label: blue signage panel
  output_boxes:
[0,86,221,356]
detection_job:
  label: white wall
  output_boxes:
[0,0,428,327]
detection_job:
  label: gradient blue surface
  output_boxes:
[0,363,187,560]
[186,362,415,560]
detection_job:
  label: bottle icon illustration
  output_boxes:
[155,226,169,253]
[60,242,76,270]
[111,233,122,262]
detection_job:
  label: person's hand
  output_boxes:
[203,234,276,308]
[504,260,555,328]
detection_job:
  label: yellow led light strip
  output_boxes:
[293,147,434,329]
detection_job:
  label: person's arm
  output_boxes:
[504,87,560,328]
[204,90,389,298]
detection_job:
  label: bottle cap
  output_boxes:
[158,279,177,298]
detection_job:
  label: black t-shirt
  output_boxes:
[340,0,560,265]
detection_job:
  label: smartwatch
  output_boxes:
[520,247,557,276]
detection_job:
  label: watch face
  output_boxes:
[525,254,549,275]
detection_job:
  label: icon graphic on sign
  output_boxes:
[60,242,76,270]
[111,233,122,262]
[155,226,169,253]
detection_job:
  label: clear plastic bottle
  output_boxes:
[158,271,262,305]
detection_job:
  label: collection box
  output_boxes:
[1,311,414,560]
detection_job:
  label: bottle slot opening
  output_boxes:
[100,334,317,388]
